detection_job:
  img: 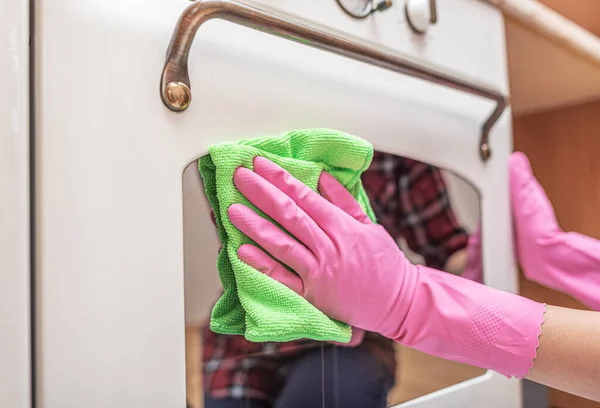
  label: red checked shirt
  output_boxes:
[201,152,470,401]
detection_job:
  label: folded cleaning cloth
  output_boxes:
[199,129,376,343]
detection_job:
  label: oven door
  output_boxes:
[33,0,520,407]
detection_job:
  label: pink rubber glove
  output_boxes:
[229,157,545,378]
[511,152,600,311]
[461,221,483,283]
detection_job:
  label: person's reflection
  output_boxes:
[200,152,474,408]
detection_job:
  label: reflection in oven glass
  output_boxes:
[183,151,485,408]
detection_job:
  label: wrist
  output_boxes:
[374,261,421,340]
[443,248,469,275]
[387,265,546,378]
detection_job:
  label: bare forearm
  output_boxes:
[443,248,468,275]
[527,305,600,401]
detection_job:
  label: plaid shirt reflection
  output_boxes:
[201,151,470,401]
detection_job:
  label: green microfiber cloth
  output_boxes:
[199,128,376,343]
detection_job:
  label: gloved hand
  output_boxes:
[510,152,600,310]
[229,156,545,378]
[230,157,411,333]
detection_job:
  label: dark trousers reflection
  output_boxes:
[204,343,393,408]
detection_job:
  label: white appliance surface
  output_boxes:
[0,0,31,407]
[32,0,520,407]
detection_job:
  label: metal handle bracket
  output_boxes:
[160,0,508,161]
